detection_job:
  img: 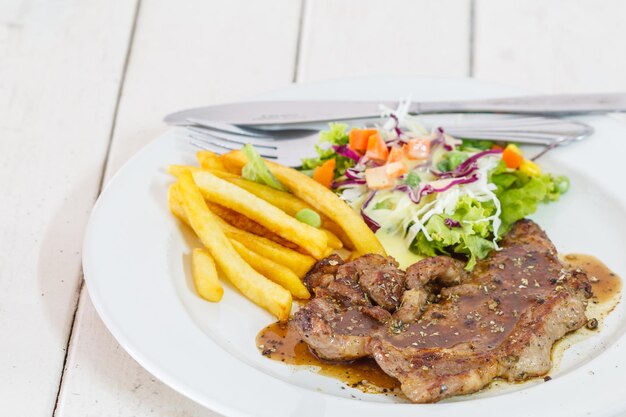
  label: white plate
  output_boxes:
[83,77,626,417]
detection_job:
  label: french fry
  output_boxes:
[322,229,343,250]
[212,174,354,250]
[190,170,329,259]
[171,168,303,250]
[319,221,354,251]
[169,183,316,278]
[173,165,353,249]
[169,164,240,179]
[191,248,224,302]
[231,240,310,300]
[167,164,200,177]
[224,176,312,214]
[207,201,341,250]
[205,201,299,251]
[168,183,187,221]
[228,232,316,279]
[196,150,227,171]
[221,150,386,256]
[177,171,291,320]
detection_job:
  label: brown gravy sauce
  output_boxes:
[256,321,401,394]
[257,253,620,396]
[562,253,621,305]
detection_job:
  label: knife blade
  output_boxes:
[164,93,626,127]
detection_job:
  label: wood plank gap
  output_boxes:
[468,0,476,77]
[292,0,307,82]
[50,1,142,415]
[98,0,143,191]
[50,280,83,417]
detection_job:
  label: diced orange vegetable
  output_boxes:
[387,146,404,164]
[365,133,389,161]
[403,138,431,160]
[349,128,377,153]
[365,165,395,190]
[502,144,524,169]
[312,159,335,188]
[385,161,408,178]
[491,144,503,151]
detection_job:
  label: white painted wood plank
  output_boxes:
[0,1,137,416]
[474,0,626,93]
[56,0,302,416]
[104,0,302,178]
[297,0,472,83]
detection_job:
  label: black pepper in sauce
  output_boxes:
[256,321,400,394]
[563,254,621,304]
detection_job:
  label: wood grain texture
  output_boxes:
[297,0,472,82]
[56,0,301,416]
[0,1,137,416]
[104,0,302,178]
[474,0,626,93]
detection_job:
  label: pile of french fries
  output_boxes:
[168,150,385,321]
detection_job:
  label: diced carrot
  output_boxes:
[365,165,394,190]
[349,128,377,153]
[502,144,524,169]
[365,133,389,161]
[387,146,404,164]
[403,138,431,160]
[385,161,408,178]
[312,158,336,188]
[491,144,503,151]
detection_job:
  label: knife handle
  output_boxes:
[414,93,626,116]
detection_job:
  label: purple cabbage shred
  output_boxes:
[360,191,380,232]
[332,145,361,162]
[444,218,461,228]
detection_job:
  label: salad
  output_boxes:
[302,109,569,269]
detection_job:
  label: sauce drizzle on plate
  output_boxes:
[563,253,622,304]
[256,321,400,394]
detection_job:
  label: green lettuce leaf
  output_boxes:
[490,160,568,235]
[408,165,568,270]
[241,144,287,191]
[301,123,355,177]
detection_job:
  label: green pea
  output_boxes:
[295,208,322,228]
[405,171,421,187]
[554,175,570,194]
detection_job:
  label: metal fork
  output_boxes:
[188,127,319,167]
[186,117,594,167]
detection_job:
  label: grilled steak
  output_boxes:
[295,254,402,360]
[293,219,592,402]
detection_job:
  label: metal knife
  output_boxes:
[164,93,626,127]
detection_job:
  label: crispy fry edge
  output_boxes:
[191,248,224,302]
[177,171,292,320]
[220,150,386,256]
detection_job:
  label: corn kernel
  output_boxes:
[519,159,542,176]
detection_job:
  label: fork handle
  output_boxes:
[415,93,626,116]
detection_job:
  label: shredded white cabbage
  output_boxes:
[338,98,506,253]
[353,154,504,250]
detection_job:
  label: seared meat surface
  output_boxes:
[293,220,592,402]
[295,253,402,360]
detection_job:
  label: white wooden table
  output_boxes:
[3,1,626,416]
